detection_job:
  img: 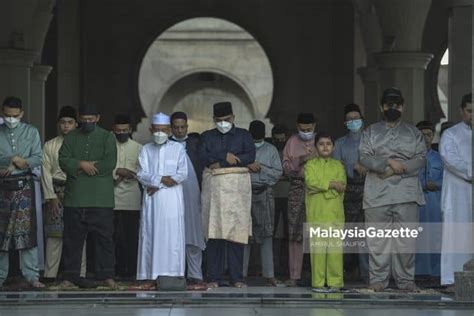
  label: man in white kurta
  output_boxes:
[136,113,188,280]
[440,93,473,286]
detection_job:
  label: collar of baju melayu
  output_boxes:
[462,121,472,130]
[172,135,188,142]
[383,119,402,129]
[347,130,362,140]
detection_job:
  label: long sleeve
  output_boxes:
[24,128,42,169]
[401,131,427,178]
[282,140,300,176]
[95,133,117,176]
[234,131,256,166]
[170,147,188,184]
[259,146,283,186]
[41,143,56,199]
[199,135,226,167]
[359,128,388,173]
[439,130,472,181]
[137,147,162,188]
[432,156,443,189]
[305,161,330,192]
[59,135,80,176]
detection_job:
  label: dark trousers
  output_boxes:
[62,207,115,280]
[206,239,244,284]
[114,210,140,278]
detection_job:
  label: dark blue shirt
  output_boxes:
[199,125,256,168]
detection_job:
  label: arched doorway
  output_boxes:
[134,17,274,143]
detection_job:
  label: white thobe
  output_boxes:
[136,141,188,280]
[439,122,473,285]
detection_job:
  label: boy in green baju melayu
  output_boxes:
[304,132,346,292]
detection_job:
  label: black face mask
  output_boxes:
[80,122,96,133]
[115,133,129,143]
[384,108,401,122]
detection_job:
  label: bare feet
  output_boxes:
[233,282,247,288]
[368,282,385,292]
[29,280,45,288]
[104,278,120,290]
[266,278,281,286]
[207,281,219,289]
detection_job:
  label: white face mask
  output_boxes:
[298,130,314,141]
[153,131,169,145]
[172,134,188,142]
[4,117,20,129]
[255,141,265,149]
[216,121,232,134]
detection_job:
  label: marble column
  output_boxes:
[447,0,472,121]
[374,52,433,124]
[0,48,38,110]
[30,64,53,141]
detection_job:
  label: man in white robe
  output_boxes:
[440,93,473,288]
[136,113,188,282]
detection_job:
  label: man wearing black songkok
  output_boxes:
[199,102,256,288]
[58,104,118,289]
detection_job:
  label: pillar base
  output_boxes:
[455,259,474,301]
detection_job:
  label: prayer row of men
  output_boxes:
[0,87,471,292]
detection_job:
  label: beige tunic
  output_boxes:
[113,139,142,211]
[41,136,66,200]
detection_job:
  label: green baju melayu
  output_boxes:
[305,157,346,288]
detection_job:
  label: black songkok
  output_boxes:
[171,111,188,122]
[213,102,233,117]
[78,103,99,115]
[114,114,131,125]
[381,87,404,105]
[58,106,77,121]
[297,112,315,124]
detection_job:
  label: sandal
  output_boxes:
[207,281,219,289]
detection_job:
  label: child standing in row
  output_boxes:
[304,132,346,292]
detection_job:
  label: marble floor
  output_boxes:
[0,286,473,316]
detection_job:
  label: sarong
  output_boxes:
[201,167,252,244]
[287,177,305,242]
[0,174,37,250]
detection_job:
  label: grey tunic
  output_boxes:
[359,121,427,209]
[182,154,206,250]
[250,142,283,243]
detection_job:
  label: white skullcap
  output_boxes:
[152,112,170,125]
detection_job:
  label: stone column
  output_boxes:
[447,0,472,121]
[374,52,433,124]
[357,66,379,124]
[30,64,53,141]
[0,48,38,110]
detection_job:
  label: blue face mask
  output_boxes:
[298,131,314,141]
[255,141,265,149]
[346,119,363,132]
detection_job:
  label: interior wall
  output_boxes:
[74,0,354,138]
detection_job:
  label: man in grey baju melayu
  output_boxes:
[359,88,426,292]
[243,120,283,285]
